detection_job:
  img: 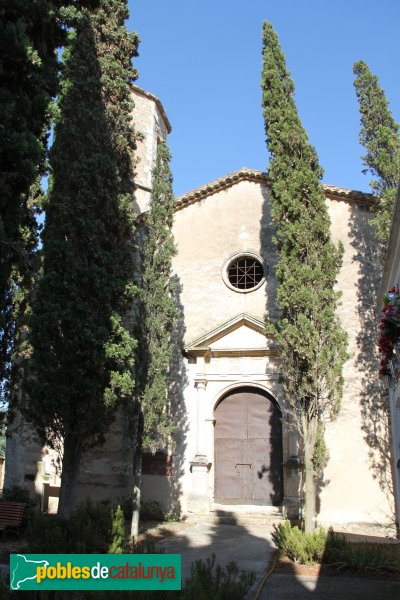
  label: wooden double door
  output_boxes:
[214,387,283,505]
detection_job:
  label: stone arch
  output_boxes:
[212,381,284,415]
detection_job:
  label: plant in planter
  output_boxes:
[378,286,400,377]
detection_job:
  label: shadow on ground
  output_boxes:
[157,511,400,599]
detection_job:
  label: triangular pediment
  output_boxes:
[175,168,267,212]
[184,314,278,356]
[174,167,370,213]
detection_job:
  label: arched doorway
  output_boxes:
[214,386,283,505]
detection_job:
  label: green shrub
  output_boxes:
[66,499,114,553]
[26,499,113,554]
[164,510,181,522]
[139,499,181,523]
[118,496,134,520]
[181,554,255,600]
[272,521,308,563]
[140,499,164,521]
[323,528,398,573]
[0,585,163,600]
[1,485,32,504]
[327,540,400,573]
[272,520,328,565]
[304,527,327,563]
[25,513,69,554]
[273,522,400,573]
[323,527,349,562]
[109,505,125,554]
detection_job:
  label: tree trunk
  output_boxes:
[303,416,318,533]
[58,434,81,518]
[130,452,142,538]
[130,408,143,539]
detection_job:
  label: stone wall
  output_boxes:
[320,196,393,527]
[131,86,171,214]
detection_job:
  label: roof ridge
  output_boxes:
[174,169,372,211]
[175,168,267,210]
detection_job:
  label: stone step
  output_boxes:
[186,512,286,528]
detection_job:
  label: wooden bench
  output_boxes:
[0,501,27,538]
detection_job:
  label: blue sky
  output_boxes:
[128,1,399,198]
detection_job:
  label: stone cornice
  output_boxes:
[322,183,373,204]
[175,168,268,211]
[185,313,267,350]
[174,167,373,211]
[184,313,279,358]
[187,348,280,358]
[136,168,374,224]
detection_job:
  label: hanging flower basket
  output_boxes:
[378,286,400,377]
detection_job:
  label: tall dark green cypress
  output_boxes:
[0,0,60,405]
[26,0,139,517]
[131,141,178,536]
[353,61,400,254]
[261,21,347,532]
[0,0,98,418]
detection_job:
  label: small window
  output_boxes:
[142,452,173,476]
[223,253,266,293]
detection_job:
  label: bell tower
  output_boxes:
[131,86,172,213]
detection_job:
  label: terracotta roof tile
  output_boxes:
[174,168,373,211]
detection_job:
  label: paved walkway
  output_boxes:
[157,520,274,591]
[157,521,400,599]
[259,574,400,599]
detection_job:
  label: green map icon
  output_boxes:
[10,552,181,591]
[10,554,49,590]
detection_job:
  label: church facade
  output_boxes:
[5,86,396,532]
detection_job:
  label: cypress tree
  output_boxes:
[131,141,178,537]
[109,505,125,554]
[0,0,59,404]
[261,21,347,532]
[1,0,103,490]
[353,61,400,254]
[0,0,98,424]
[25,0,139,517]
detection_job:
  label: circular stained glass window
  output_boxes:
[224,254,265,291]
